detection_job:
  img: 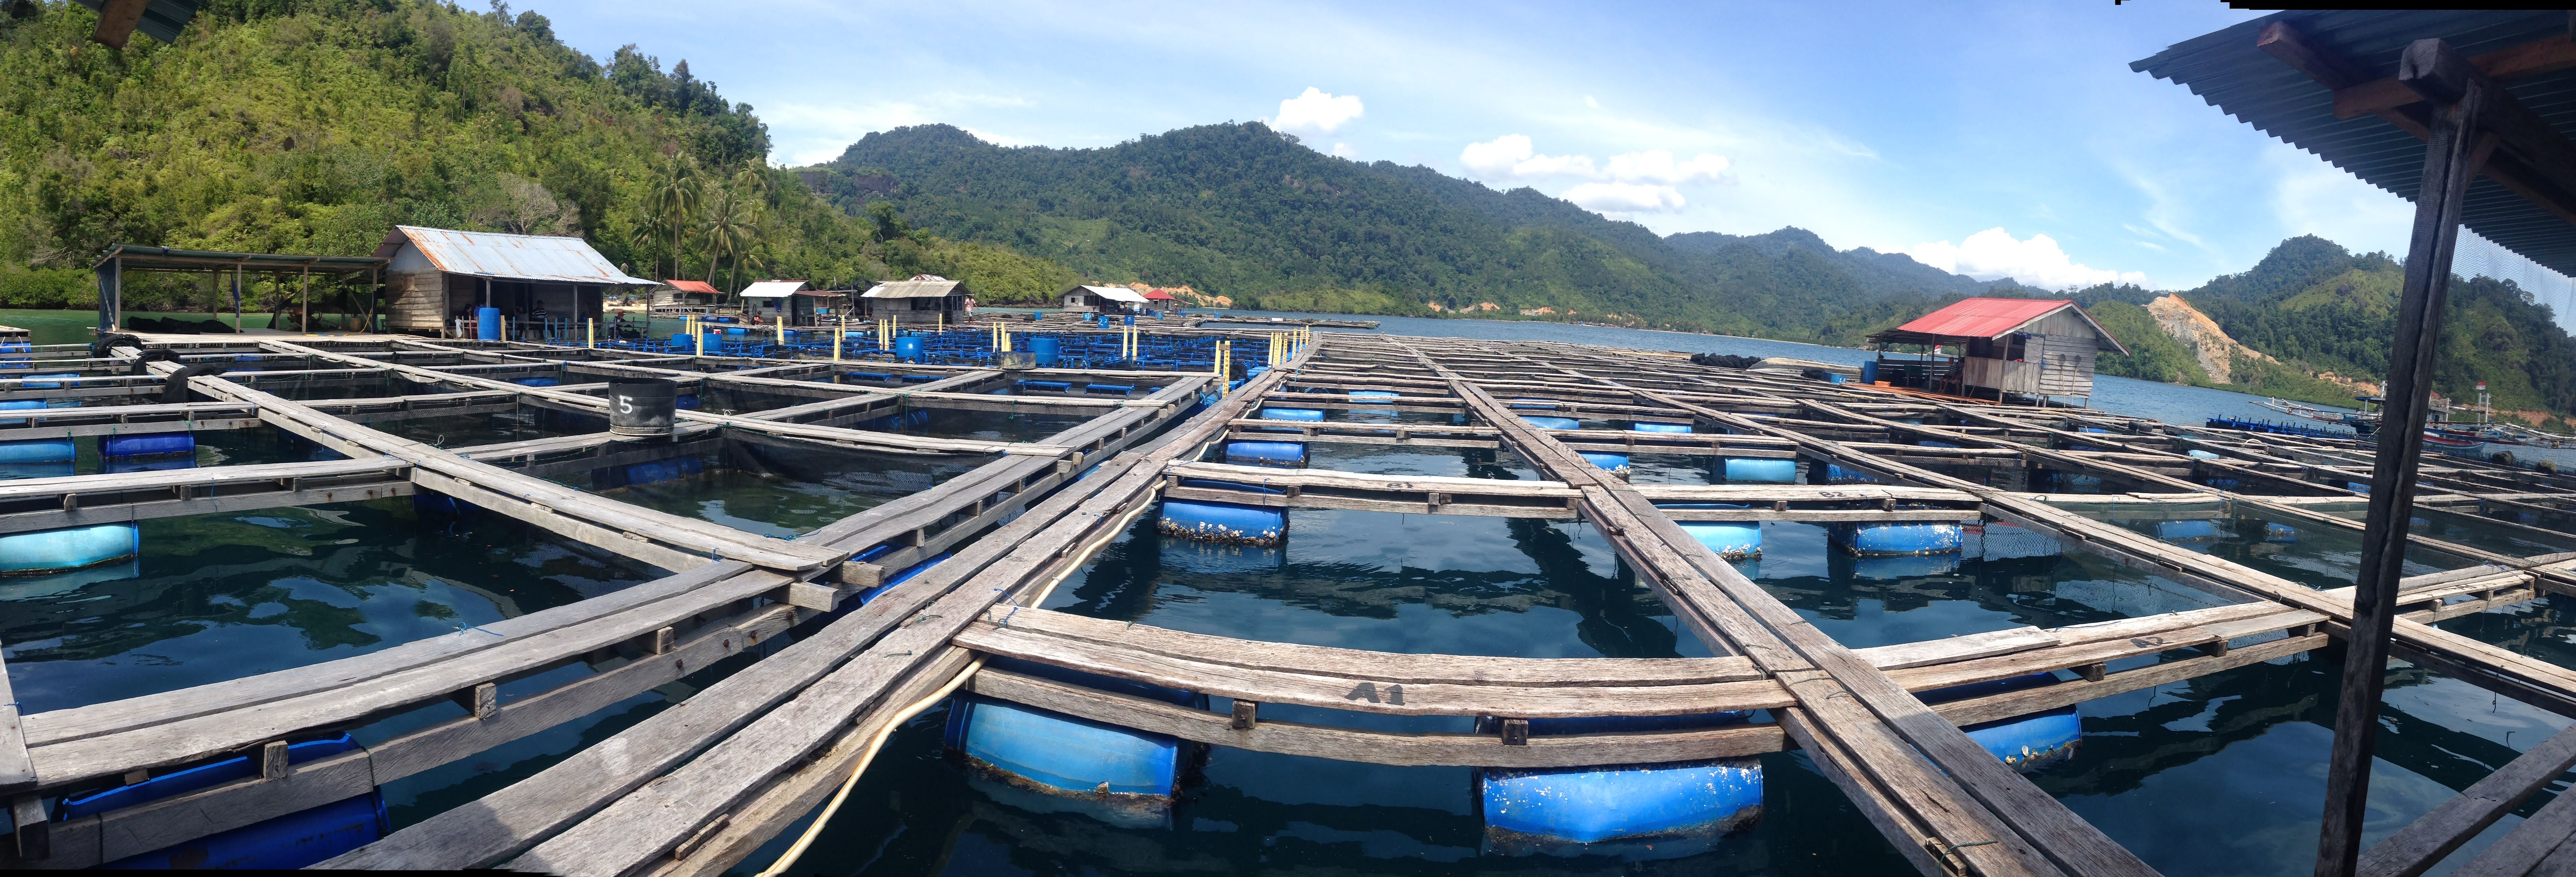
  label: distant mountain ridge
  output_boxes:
[796,122,2030,344]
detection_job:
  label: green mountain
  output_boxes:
[2183,237,2576,424]
[800,123,2031,343]
[0,0,1070,314]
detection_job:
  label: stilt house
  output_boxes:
[1864,298,2127,404]
[376,226,655,336]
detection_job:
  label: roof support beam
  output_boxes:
[2259,21,2576,230]
[2334,35,2576,120]
[2314,37,2489,877]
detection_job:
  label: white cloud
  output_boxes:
[2266,143,2410,256]
[1906,228,2147,289]
[1271,87,1364,135]
[1563,182,1686,213]
[1584,95,1599,108]
[1459,136,1727,187]
[1331,142,1357,158]
[1603,150,1730,185]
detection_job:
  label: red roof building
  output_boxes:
[1864,297,2128,404]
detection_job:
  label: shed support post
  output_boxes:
[2315,38,2487,877]
[96,256,119,334]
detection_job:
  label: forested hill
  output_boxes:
[0,0,1072,312]
[802,123,2035,344]
[2182,237,2576,423]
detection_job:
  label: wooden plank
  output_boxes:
[955,620,1795,717]
[0,649,30,796]
[2451,782,2576,877]
[2357,720,2576,877]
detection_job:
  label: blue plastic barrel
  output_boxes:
[1258,408,1324,422]
[1832,522,1965,556]
[1580,451,1631,475]
[1632,422,1692,434]
[946,659,1195,826]
[2155,519,2221,542]
[1917,674,2082,771]
[513,377,560,387]
[724,326,747,336]
[1823,464,1879,484]
[1522,415,1580,431]
[1029,336,1062,367]
[475,306,501,341]
[1481,756,1763,851]
[1860,360,1878,384]
[0,438,75,464]
[1224,440,1308,467]
[1158,483,1288,546]
[1826,372,1846,384]
[1124,314,1135,326]
[102,433,196,460]
[1719,458,1796,483]
[0,523,141,574]
[674,393,700,410]
[61,734,386,868]
[895,336,925,362]
[1669,507,1760,558]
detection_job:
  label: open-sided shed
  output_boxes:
[860,276,972,326]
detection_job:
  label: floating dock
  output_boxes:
[0,324,2571,875]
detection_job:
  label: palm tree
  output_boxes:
[645,159,702,280]
[699,189,760,291]
[732,160,772,206]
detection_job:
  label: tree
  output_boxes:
[645,159,702,281]
[699,188,759,291]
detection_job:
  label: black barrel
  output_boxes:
[608,377,678,439]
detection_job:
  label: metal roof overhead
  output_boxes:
[738,280,807,299]
[376,226,655,285]
[2133,11,2576,274]
[863,278,969,299]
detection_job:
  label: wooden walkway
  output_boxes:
[1,329,2573,874]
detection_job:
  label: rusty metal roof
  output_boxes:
[377,226,654,285]
[1870,298,2128,354]
[662,279,721,295]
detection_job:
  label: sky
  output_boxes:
[528,0,2569,298]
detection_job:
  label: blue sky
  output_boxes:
[530,0,2532,293]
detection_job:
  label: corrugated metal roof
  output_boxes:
[739,280,807,298]
[1074,285,1151,305]
[863,279,967,299]
[95,243,382,275]
[1887,298,2075,338]
[1141,290,1177,300]
[1871,298,2126,354]
[662,279,720,295]
[2132,11,2576,274]
[381,226,655,285]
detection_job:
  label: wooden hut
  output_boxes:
[860,275,972,326]
[650,279,724,315]
[1864,297,2126,405]
[376,226,654,337]
[1059,284,1151,315]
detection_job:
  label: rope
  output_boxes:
[755,477,1156,876]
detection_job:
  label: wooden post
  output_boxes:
[586,318,595,349]
[299,269,310,335]
[2316,37,2488,877]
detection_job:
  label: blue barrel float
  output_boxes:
[475,306,502,341]
[1157,480,1287,546]
[1029,335,1062,366]
[1663,504,1760,558]
[0,438,74,464]
[513,376,560,387]
[102,433,196,460]
[1479,713,1762,858]
[60,734,387,868]
[2265,522,2299,542]
[1917,673,2082,771]
[1832,522,1964,556]
[1632,422,1691,434]
[1224,440,1307,467]
[1347,389,1399,417]
[1822,464,1879,484]
[2154,519,2221,542]
[1718,457,1795,484]
[945,657,1200,828]
[895,335,925,362]
[0,523,141,575]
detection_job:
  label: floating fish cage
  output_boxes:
[6,324,2575,877]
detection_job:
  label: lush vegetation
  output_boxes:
[0,0,1071,314]
[2184,237,2576,420]
[802,123,2040,343]
[2086,300,2211,385]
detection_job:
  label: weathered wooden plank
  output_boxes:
[2357,719,2576,877]
[989,607,1764,686]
